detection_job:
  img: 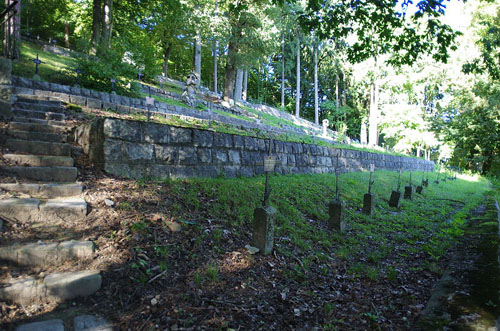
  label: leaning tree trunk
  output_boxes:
[295,37,300,118]
[242,69,248,101]
[100,0,113,49]
[314,44,319,125]
[90,0,102,54]
[234,68,244,101]
[368,79,379,146]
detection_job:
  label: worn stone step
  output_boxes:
[13,108,65,121]
[74,315,113,331]
[16,95,62,105]
[0,240,94,266]
[7,129,66,143]
[15,101,64,113]
[0,183,83,198]
[13,116,65,127]
[1,166,77,182]
[9,121,66,134]
[16,319,65,331]
[6,138,72,156]
[4,154,74,167]
[0,270,101,305]
[0,197,87,223]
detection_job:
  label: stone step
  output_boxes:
[16,94,62,105]
[0,197,87,223]
[0,240,94,266]
[6,138,72,156]
[7,129,67,143]
[9,121,66,134]
[0,183,83,198]
[4,154,74,167]
[0,270,101,305]
[15,315,112,331]
[1,166,77,182]
[13,108,65,121]
[14,101,64,113]
[13,116,65,127]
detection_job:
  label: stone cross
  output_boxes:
[262,138,275,207]
[110,78,117,93]
[32,54,44,75]
[363,164,376,215]
[138,69,144,81]
[322,119,329,136]
[368,164,375,194]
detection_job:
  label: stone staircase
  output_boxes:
[0,95,111,330]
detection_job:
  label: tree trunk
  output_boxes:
[213,40,218,93]
[417,146,421,158]
[242,68,248,101]
[314,44,319,125]
[101,0,113,48]
[162,42,172,77]
[64,22,70,48]
[223,40,238,101]
[193,32,202,83]
[295,38,300,118]
[281,32,285,110]
[360,119,367,144]
[90,0,102,54]
[335,73,339,115]
[234,68,244,101]
[4,0,20,59]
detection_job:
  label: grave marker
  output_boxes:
[32,54,44,80]
[389,167,402,208]
[434,166,440,184]
[73,63,83,86]
[322,119,329,136]
[329,156,346,232]
[138,69,144,81]
[404,171,414,200]
[110,78,117,94]
[251,138,276,255]
[363,164,375,215]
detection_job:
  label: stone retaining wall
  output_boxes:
[76,118,434,179]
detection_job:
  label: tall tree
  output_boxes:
[90,0,101,54]
[313,42,319,125]
[101,0,113,49]
[295,33,300,117]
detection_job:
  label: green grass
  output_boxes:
[140,170,490,281]
[214,109,255,122]
[241,104,302,129]
[12,42,78,85]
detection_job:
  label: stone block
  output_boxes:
[155,145,178,164]
[102,102,117,111]
[240,166,254,177]
[13,86,33,95]
[86,98,102,109]
[40,198,88,223]
[80,88,92,97]
[170,127,192,144]
[51,92,70,103]
[213,150,228,164]
[16,76,33,88]
[292,143,303,154]
[233,135,244,149]
[143,122,170,144]
[0,198,40,223]
[228,150,241,165]
[116,104,130,114]
[104,119,142,141]
[214,132,233,148]
[363,193,375,215]
[74,315,113,331]
[16,319,64,331]
[328,198,346,232]
[197,165,219,178]
[197,148,212,163]
[170,166,196,179]
[222,166,239,178]
[257,139,266,152]
[70,95,87,106]
[389,190,402,208]
[252,206,276,255]
[44,270,101,301]
[122,141,154,161]
[244,136,259,151]
[193,129,213,147]
[178,147,197,165]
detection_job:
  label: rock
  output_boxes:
[16,319,64,331]
[165,220,181,232]
[74,315,113,331]
[104,199,114,207]
[245,245,260,255]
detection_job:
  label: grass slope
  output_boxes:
[100,170,489,329]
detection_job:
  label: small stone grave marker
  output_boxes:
[329,156,346,232]
[388,167,402,208]
[322,119,329,136]
[404,171,414,200]
[363,164,375,215]
[32,53,44,80]
[251,138,276,255]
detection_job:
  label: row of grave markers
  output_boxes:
[251,139,459,255]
